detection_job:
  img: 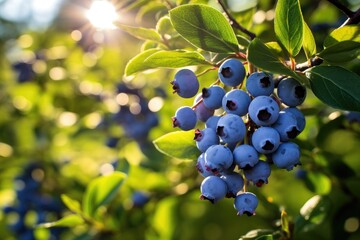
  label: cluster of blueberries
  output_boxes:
[170,58,306,216]
[107,83,159,151]
[3,163,63,239]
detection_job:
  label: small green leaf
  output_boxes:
[304,171,332,195]
[281,210,290,238]
[239,229,274,240]
[38,214,84,228]
[169,4,239,53]
[125,49,160,76]
[255,235,273,240]
[61,194,82,214]
[265,41,286,58]
[324,25,360,47]
[83,172,127,217]
[302,20,316,59]
[156,16,174,35]
[144,50,212,68]
[153,131,200,160]
[306,66,360,111]
[318,41,360,63]
[295,195,331,233]
[248,39,297,78]
[114,22,162,42]
[274,0,304,57]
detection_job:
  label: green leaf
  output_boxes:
[324,25,360,47]
[295,195,331,233]
[125,49,159,76]
[304,171,332,195]
[255,235,273,240]
[169,4,239,53]
[153,131,200,160]
[239,229,274,240]
[248,39,300,79]
[302,20,316,59]
[306,66,360,111]
[274,0,304,57]
[281,210,290,238]
[156,16,173,35]
[38,214,84,228]
[114,22,162,42]
[144,50,212,68]
[318,41,360,63]
[83,172,127,217]
[265,41,286,58]
[61,194,82,214]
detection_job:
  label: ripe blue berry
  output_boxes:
[200,176,228,203]
[196,153,214,177]
[194,128,219,152]
[193,94,214,122]
[172,106,197,131]
[204,145,233,174]
[272,142,301,171]
[202,86,226,110]
[220,172,244,198]
[277,77,306,107]
[218,58,246,87]
[244,160,271,187]
[272,111,300,141]
[246,72,274,97]
[251,127,280,154]
[233,144,259,169]
[171,69,199,98]
[222,89,251,116]
[216,114,246,144]
[248,96,280,126]
[283,107,306,132]
[205,116,221,131]
[234,192,258,216]
[132,191,150,207]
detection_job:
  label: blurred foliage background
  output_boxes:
[0,0,359,239]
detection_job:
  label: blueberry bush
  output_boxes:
[0,0,359,239]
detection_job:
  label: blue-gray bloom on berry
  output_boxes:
[200,176,228,203]
[171,69,199,98]
[218,58,246,87]
[234,192,258,216]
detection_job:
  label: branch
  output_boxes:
[216,0,256,40]
[327,0,355,18]
[295,56,323,72]
[345,8,360,25]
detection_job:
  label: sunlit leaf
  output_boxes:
[125,49,160,76]
[318,41,360,63]
[274,0,304,57]
[324,25,360,47]
[153,131,200,160]
[302,20,316,59]
[61,194,82,214]
[304,171,332,195]
[114,22,162,42]
[169,4,239,53]
[83,172,127,217]
[144,50,213,67]
[38,214,84,228]
[306,66,360,111]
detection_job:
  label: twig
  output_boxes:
[216,0,256,40]
[327,0,355,18]
[345,8,360,25]
[295,56,323,72]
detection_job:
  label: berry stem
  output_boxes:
[196,67,217,77]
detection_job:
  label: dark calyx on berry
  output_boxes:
[170,81,179,93]
[255,180,265,187]
[262,141,274,151]
[202,88,210,98]
[200,195,215,204]
[226,100,237,110]
[221,67,233,78]
[257,109,271,121]
[260,77,271,87]
[172,117,179,128]
[216,126,225,137]
[295,86,306,99]
[194,129,203,140]
[286,127,300,139]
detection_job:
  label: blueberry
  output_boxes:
[172,106,197,131]
[205,115,221,131]
[277,78,306,107]
[248,96,280,126]
[132,191,150,207]
[246,72,274,97]
[272,142,301,171]
[251,127,280,154]
[282,107,306,132]
[233,144,259,169]
[244,160,271,187]
[216,114,246,144]
[346,111,360,123]
[218,58,246,87]
[202,85,226,110]
[272,111,300,141]
[234,192,258,216]
[200,176,228,203]
[220,172,244,198]
[193,94,215,122]
[194,128,219,152]
[171,69,199,98]
[196,153,215,177]
[222,89,251,116]
[204,145,233,174]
